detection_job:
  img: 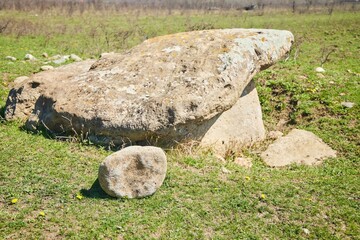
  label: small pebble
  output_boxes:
[315,67,325,73]
[70,54,82,62]
[5,56,16,61]
[24,53,37,61]
[302,228,310,235]
[341,102,355,108]
[40,65,54,71]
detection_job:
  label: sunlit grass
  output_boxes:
[0,9,359,239]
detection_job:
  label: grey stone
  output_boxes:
[53,57,67,64]
[98,146,167,198]
[341,102,355,108]
[315,67,325,73]
[40,65,54,71]
[200,80,266,155]
[70,54,82,62]
[24,54,37,61]
[5,60,96,121]
[5,56,16,61]
[261,129,337,167]
[49,54,62,60]
[302,228,310,235]
[4,29,293,148]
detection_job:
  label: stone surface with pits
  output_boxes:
[4,29,293,147]
[98,146,167,198]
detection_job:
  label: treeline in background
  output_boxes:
[0,0,359,14]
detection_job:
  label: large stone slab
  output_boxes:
[261,129,337,167]
[5,29,293,146]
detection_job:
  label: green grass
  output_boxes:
[0,9,359,239]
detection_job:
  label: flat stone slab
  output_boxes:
[5,29,293,146]
[200,79,265,155]
[98,146,167,198]
[261,129,337,167]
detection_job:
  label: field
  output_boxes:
[0,7,359,239]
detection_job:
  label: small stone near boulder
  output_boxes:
[234,157,252,168]
[42,52,48,58]
[70,54,82,62]
[268,130,283,140]
[315,67,325,73]
[53,56,68,64]
[5,56,16,61]
[24,54,37,61]
[341,101,355,108]
[261,129,336,167]
[13,76,29,85]
[98,146,167,199]
[49,54,62,60]
[40,65,54,71]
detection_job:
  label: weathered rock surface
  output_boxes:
[5,29,293,147]
[200,79,265,154]
[261,129,337,167]
[98,146,167,198]
[5,60,96,121]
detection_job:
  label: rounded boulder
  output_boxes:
[98,146,167,198]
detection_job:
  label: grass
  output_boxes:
[0,9,359,239]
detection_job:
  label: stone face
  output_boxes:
[98,146,167,198]
[5,29,293,147]
[261,129,337,167]
[200,80,265,154]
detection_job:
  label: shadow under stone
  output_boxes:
[0,105,5,119]
[80,178,113,199]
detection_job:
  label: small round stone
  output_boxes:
[98,146,167,198]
